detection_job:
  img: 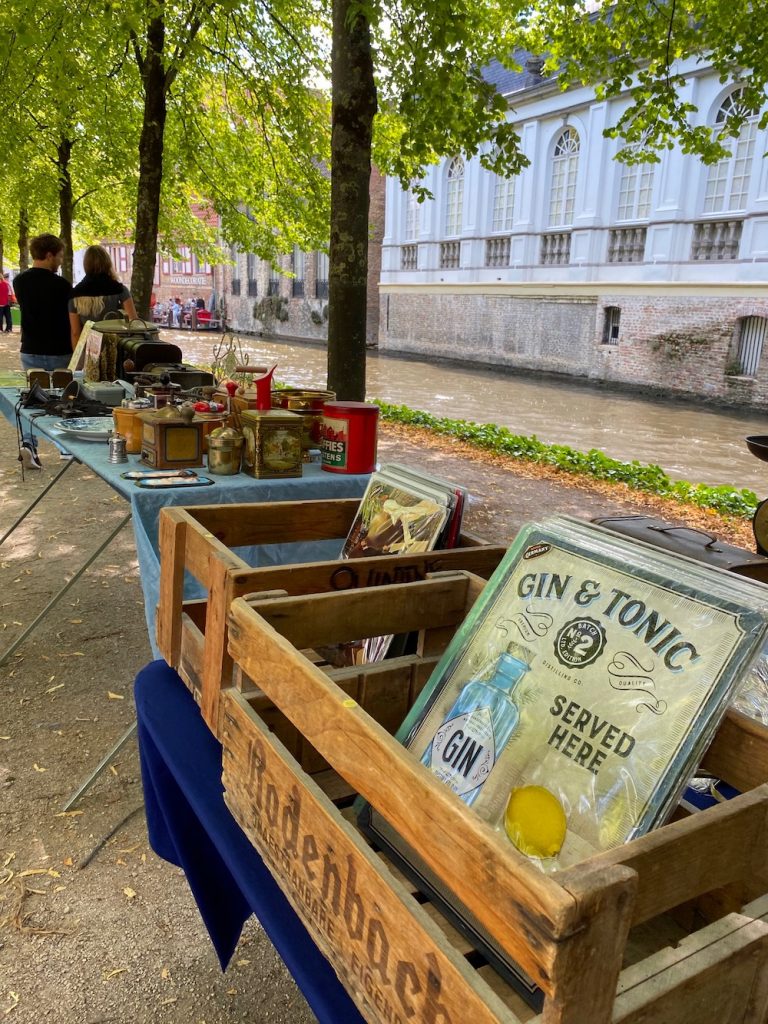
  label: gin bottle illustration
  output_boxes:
[421,643,532,806]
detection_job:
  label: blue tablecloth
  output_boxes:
[136,659,365,1023]
[0,389,369,654]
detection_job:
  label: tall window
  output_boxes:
[315,252,329,299]
[246,254,258,297]
[292,247,305,297]
[704,90,758,214]
[492,174,515,232]
[405,189,420,240]
[549,127,580,226]
[617,154,655,221]
[444,157,465,235]
[267,263,280,296]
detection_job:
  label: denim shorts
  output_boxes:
[20,353,72,373]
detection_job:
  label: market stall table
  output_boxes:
[0,386,369,659]
[136,658,365,1024]
[0,387,369,805]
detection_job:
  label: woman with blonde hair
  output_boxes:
[69,245,138,347]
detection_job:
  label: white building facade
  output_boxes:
[379,58,768,407]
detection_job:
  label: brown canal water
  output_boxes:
[179,331,768,493]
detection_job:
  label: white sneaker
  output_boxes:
[19,441,42,470]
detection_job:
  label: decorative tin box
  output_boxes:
[239,407,303,479]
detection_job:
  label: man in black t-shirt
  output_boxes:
[14,234,73,373]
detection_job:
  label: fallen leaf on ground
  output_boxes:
[46,684,64,694]
[107,691,124,700]
[3,991,19,1015]
[102,968,128,981]
[19,869,60,879]
[160,998,177,1006]
[235,959,250,967]
[160,966,171,980]
[63,858,73,867]
[32,764,47,773]
[68,619,82,624]
[123,887,137,900]
[0,737,10,741]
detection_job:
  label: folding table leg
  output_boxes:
[61,721,137,811]
[0,457,77,546]
[0,511,132,666]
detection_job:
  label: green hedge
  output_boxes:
[376,401,758,520]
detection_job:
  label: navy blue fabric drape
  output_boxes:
[135,659,364,1023]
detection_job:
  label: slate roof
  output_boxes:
[483,50,560,98]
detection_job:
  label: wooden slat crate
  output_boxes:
[219,571,768,1024]
[156,499,506,733]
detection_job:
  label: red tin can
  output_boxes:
[320,401,379,474]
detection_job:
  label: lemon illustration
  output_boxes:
[504,785,567,859]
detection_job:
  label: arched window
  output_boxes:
[617,148,655,221]
[704,90,758,214]
[736,316,767,376]
[444,157,465,235]
[405,188,420,240]
[549,127,580,226]
[492,173,515,232]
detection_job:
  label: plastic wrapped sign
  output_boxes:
[358,515,768,999]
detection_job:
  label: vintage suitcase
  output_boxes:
[117,338,182,376]
[592,514,768,582]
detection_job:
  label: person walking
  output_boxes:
[14,234,73,374]
[68,244,137,346]
[0,273,14,333]
[14,234,74,467]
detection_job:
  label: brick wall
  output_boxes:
[379,290,768,407]
[379,292,598,374]
[366,169,385,346]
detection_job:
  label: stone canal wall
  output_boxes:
[379,289,768,408]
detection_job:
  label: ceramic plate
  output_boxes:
[52,417,115,441]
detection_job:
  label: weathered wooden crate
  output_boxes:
[156,499,506,733]
[219,571,768,1024]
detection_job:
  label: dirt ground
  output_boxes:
[0,330,756,1023]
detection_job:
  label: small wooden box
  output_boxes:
[156,498,507,732]
[138,407,206,469]
[218,574,768,1024]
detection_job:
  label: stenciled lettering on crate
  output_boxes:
[222,709,511,1024]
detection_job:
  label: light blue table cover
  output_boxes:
[0,388,369,655]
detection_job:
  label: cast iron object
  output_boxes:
[746,435,768,464]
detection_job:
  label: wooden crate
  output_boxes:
[156,499,506,733]
[219,571,768,1024]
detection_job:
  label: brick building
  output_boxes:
[380,57,768,408]
[216,169,385,346]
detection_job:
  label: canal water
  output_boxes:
[179,331,768,493]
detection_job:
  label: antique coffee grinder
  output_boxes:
[138,402,206,469]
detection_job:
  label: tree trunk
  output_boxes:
[130,16,168,319]
[17,208,29,270]
[57,138,74,282]
[0,232,4,274]
[327,0,377,401]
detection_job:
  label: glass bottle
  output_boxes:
[421,643,532,806]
